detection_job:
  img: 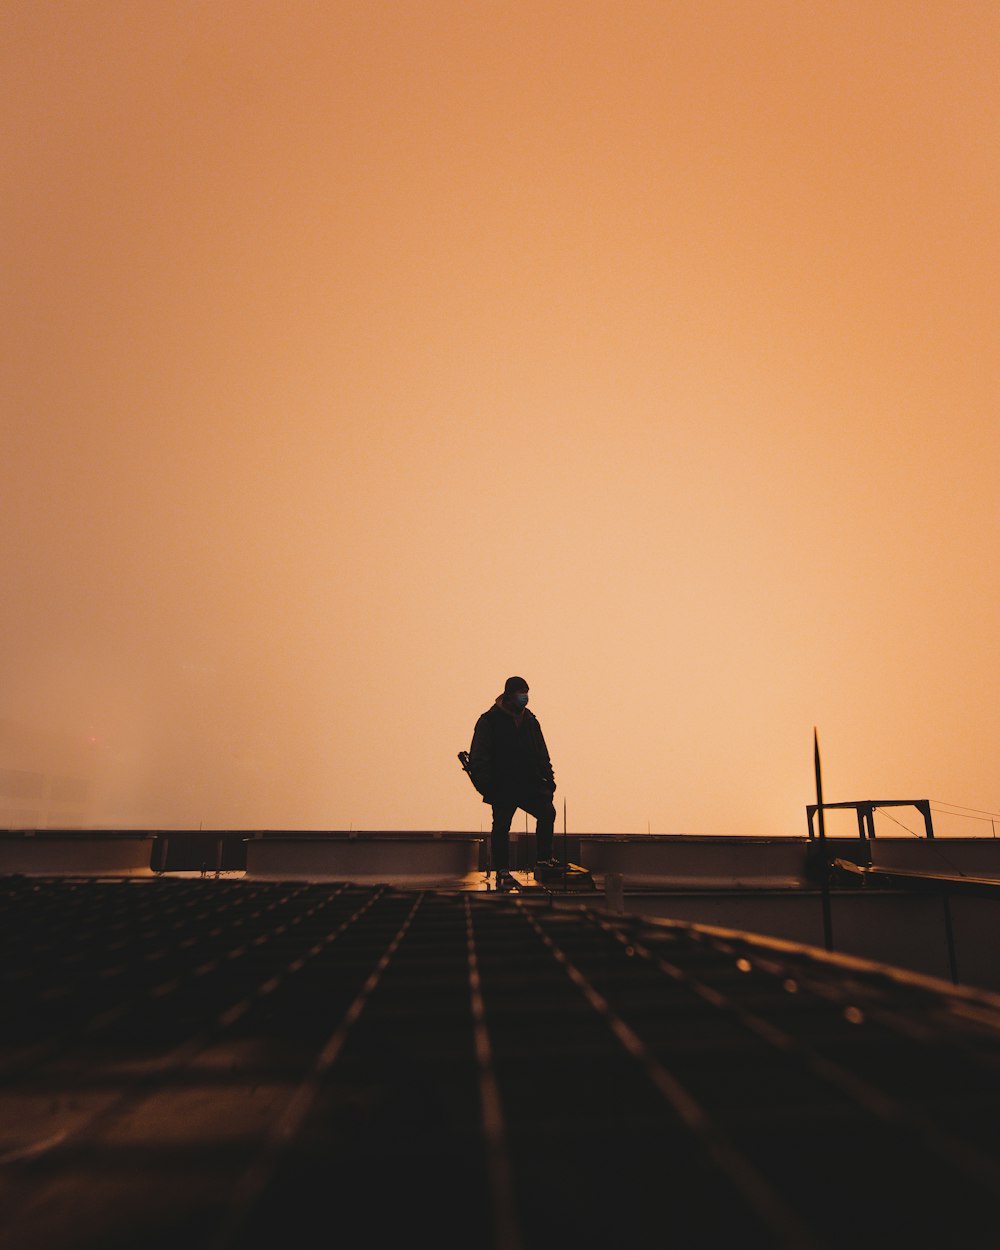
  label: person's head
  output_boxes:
[502,675,529,710]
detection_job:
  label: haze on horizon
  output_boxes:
[2,1,998,839]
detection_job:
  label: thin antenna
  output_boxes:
[814,728,833,951]
[562,797,568,891]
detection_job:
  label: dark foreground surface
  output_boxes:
[2,876,1000,1249]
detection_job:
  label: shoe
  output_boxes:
[496,871,518,892]
[536,857,563,870]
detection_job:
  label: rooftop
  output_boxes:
[3,872,1000,1248]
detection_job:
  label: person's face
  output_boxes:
[509,686,529,709]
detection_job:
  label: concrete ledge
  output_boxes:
[577,835,1000,889]
[577,835,821,887]
[245,833,483,883]
[0,831,155,877]
[869,838,1000,876]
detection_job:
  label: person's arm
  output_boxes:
[467,715,494,800]
[534,720,555,791]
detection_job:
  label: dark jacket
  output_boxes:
[467,699,555,804]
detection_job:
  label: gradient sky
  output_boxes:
[2,1,998,837]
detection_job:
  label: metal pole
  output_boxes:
[942,888,959,984]
[563,798,568,891]
[814,728,834,952]
[922,801,935,840]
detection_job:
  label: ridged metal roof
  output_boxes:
[2,876,1000,1249]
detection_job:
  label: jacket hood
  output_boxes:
[494,694,529,726]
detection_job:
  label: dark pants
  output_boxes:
[490,790,556,872]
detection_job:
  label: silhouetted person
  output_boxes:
[467,676,558,889]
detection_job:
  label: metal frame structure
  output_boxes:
[806,798,935,841]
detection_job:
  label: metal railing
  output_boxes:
[805,799,935,841]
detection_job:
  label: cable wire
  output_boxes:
[931,800,1000,819]
[874,806,968,876]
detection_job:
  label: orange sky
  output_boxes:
[2,1,998,837]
